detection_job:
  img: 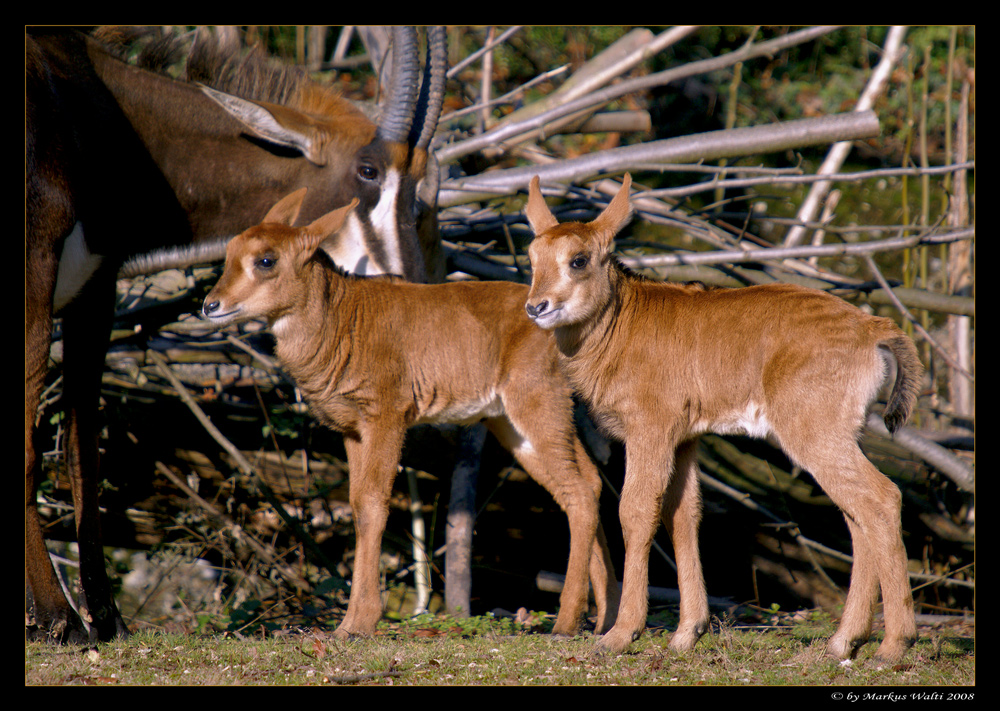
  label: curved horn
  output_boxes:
[375,26,420,144]
[411,25,448,151]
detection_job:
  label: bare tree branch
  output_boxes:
[439,111,880,206]
[783,26,908,247]
[437,25,841,164]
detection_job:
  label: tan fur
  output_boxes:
[203,189,621,639]
[524,174,922,662]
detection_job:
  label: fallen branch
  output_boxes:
[642,161,975,201]
[439,111,881,206]
[783,25,908,247]
[865,414,974,493]
[618,227,973,270]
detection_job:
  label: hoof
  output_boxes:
[875,636,916,664]
[331,625,370,641]
[594,626,639,654]
[668,631,699,653]
[668,619,707,653]
[826,633,863,660]
[550,624,582,638]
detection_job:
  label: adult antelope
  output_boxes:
[202,189,620,640]
[524,174,922,662]
[25,26,446,643]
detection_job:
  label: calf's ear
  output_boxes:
[263,188,309,226]
[590,173,634,247]
[526,175,559,236]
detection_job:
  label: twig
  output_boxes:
[153,460,311,591]
[641,161,975,201]
[440,65,570,124]
[404,467,432,615]
[147,350,339,580]
[697,470,853,565]
[225,333,279,371]
[783,26,908,246]
[323,669,405,685]
[446,26,522,78]
[618,227,973,269]
[909,562,976,593]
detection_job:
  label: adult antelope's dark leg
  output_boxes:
[58,268,130,642]
[24,112,92,640]
[25,236,91,644]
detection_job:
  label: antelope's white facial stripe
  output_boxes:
[369,168,404,275]
[323,168,404,277]
[325,212,379,276]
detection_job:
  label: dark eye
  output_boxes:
[256,256,276,270]
[358,164,379,181]
[570,255,589,270]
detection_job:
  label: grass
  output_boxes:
[25,611,974,687]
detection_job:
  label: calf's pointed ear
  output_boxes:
[590,173,633,247]
[296,198,359,259]
[263,188,309,226]
[525,176,560,236]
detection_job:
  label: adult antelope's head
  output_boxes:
[194,26,447,282]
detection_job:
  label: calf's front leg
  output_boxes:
[596,435,678,653]
[334,423,406,638]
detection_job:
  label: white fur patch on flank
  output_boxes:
[694,402,772,439]
[54,223,103,312]
[417,389,505,426]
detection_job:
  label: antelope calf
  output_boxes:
[524,174,922,662]
[202,189,620,639]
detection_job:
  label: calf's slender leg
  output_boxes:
[335,421,407,638]
[661,439,709,652]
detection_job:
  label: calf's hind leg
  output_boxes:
[792,442,916,662]
[660,439,709,652]
[485,415,611,636]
